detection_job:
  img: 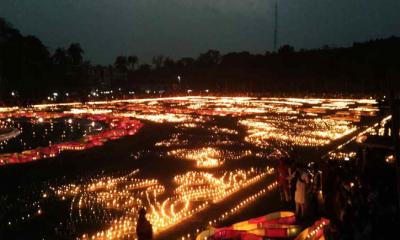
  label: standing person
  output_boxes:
[277,158,290,203]
[287,159,296,201]
[289,161,300,204]
[295,169,309,219]
[323,161,337,218]
[136,208,153,240]
[310,164,322,217]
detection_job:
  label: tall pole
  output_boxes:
[274,0,279,52]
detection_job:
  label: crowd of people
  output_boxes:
[277,152,399,239]
[133,153,399,239]
[277,158,321,220]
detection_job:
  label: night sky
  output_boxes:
[1,0,399,64]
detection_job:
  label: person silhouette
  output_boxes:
[277,158,290,203]
[136,208,153,240]
[295,169,309,219]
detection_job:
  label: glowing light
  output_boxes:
[50,168,273,239]
[0,96,380,239]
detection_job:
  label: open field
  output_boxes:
[0,96,378,239]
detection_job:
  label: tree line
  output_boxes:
[1,17,400,104]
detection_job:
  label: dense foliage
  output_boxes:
[1,17,400,104]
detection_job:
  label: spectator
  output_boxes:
[136,208,153,240]
[277,158,290,203]
[287,158,296,201]
[295,170,309,219]
[324,219,340,240]
[309,164,322,217]
[322,161,337,219]
[290,161,302,204]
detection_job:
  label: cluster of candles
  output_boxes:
[209,126,238,135]
[0,111,142,165]
[156,125,240,150]
[2,96,376,115]
[0,96,380,239]
[5,199,43,228]
[300,218,330,240]
[168,147,224,168]
[52,170,163,212]
[25,96,376,123]
[168,147,254,168]
[385,155,394,164]
[179,180,279,240]
[0,119,21,143]
[177,123,201,128]
[328,151,356,161]
[325,115,392,161]
[0,96,377,157]
[149,168,273,235]
[0,117,86,163]
[155,133,188,148]
[239,117,357,148]
[48,168,273,239]
[128,113,193,123]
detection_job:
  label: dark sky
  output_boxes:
[1,0,399,64]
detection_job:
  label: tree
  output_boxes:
[197,49,221,67]
[220,52,252,68]
[0,17,20,40]
[152,55,164,70]
[67,43,84,65]
[113,56,128,86]
[177,57,195,68]
[163,57,175,69]
[52,48,68,65]
[127,55,139,71]
[0,17,21,94]
[137,64,152,73]
[114,56,128,72]
[278,45,295,55]
[3,35,51,99]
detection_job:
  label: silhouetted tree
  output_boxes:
[278,45,295,55]
[197,49,221,67]
[177,57,195,68]
[0,17,20,40]
[152,55,164,70]
[163,57,175,69]
[127,55,139,71]
[114,56,128,72]
[67,43,84,65]
[2,16,400,103]
[0,17,21,95]
[137,64,152,73]
[52,48,68,65]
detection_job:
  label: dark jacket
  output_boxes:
[136,216,153,240]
